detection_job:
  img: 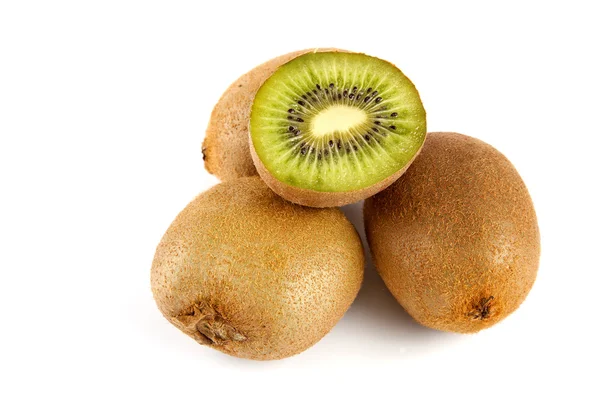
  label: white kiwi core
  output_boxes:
[310,105,367,137]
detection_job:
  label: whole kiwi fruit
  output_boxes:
[151,177,364,360]
[202,48,341,181]
[364,132,540,333]
[249,51,426,207]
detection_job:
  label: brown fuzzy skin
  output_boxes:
[151,177,364,360]
[250,138,423,208]
[202,48,341,181]
[364,132,540,333]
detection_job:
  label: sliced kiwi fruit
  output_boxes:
[249,52,426,207]
[364,132,540,333]
[202,48,342,181]
[151,177,364,360]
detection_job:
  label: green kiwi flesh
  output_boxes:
[249,52,426,207]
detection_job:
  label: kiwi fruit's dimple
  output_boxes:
[249,52,427,208]
[202,48,342,181]
[151,177,364,360]
[364,132,540,334]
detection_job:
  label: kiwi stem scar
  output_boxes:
[468,296,495,320]
[173,303,247,346]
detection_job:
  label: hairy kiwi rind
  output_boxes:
[202,48,343,181]
[364,132,540,334]
[151,177,364,360]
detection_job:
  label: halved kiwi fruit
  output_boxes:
[249,52,426,207]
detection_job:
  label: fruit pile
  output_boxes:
[151,49,540,360]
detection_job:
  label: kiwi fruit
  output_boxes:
[151,177,364,360]
[202,48,341,181]
[249,51,426,208]
[364,132,540,333]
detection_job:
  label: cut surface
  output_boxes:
[250,52,426,193]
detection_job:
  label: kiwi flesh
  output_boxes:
[151,177,364,360]
[249,52,426,208]
[202,48,341,181]
[364,132,540,333]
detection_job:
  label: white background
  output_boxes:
[1,1,598,399]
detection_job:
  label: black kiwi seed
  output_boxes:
[329,83,335,88]
[288,109,295,114]
[375,97,383,103]
[316,84,321,90]
[329,140,334,147]
[364,96,371,102]
[296,118,304,122]
[288,126,294,131]
[287,116,294,120]
[374,121,381,125]
[349,93,355,99]
[353,145,358,151]
[391,112,398,117]
[372,127,379,132]
[356,93,362,100]
[367,88,372,93]
[302,95,308,100]
[324,149,329,156]
[337,141,342,149]
[372,90,378,96]
[389,125,396,130]
[324,89,329,94]
[298,100,305,106]
[352,87,357,92]
[343,90,348,97]
[364,134,370,141]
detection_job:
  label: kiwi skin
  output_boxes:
[151,177,364,360]
[202,48,342,181]
[364,132,540,334]
[251,140,424,208]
